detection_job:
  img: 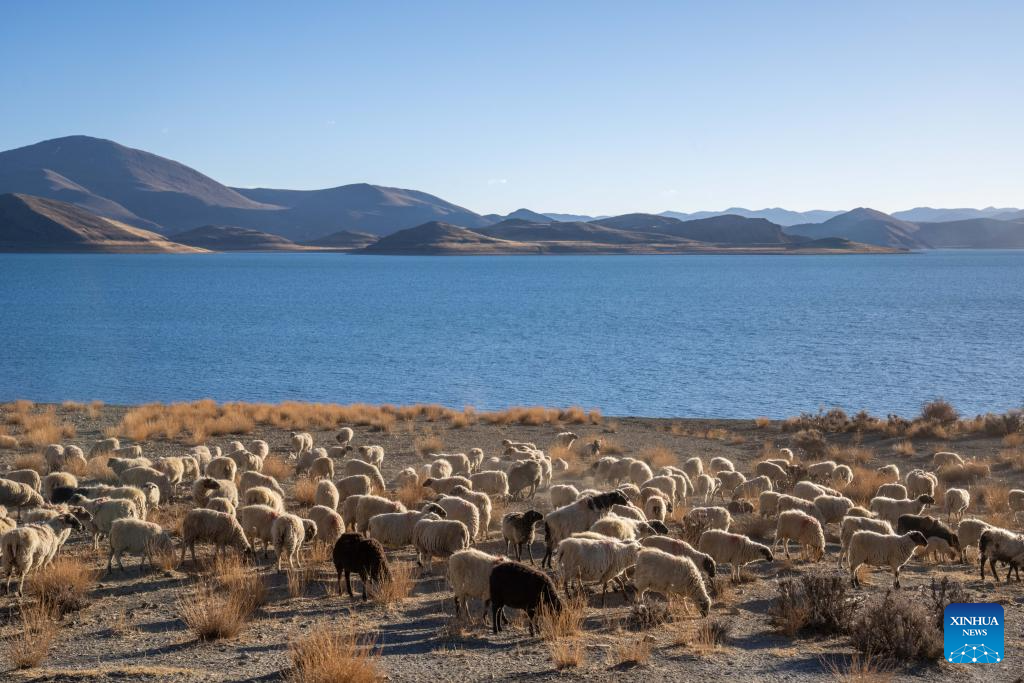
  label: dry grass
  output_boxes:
[286,624,381,683]
[414,433,444,456]
[608,636,651,668]
[891,440,915,457]
[369,560,414,609]
[13,453,47,474]
[844,466,891,506]
[824,653,893,682]
[394,481,427,509]
[148,501,189,540]
[971,483,1008,513]
[998,448,1024,471]
[825,445,874,466]
[449,407,476,429]
[601,437,625,455]
[668,611,733,654]
[1002,432,1024,448]
[920,399,959,424]
[179,557,265,640]
[262,455,294,481]
[638,446,677,469]
[293,477,319,506]
[791,429,827,458]
[5,600,60,669]
[28,557,97,616]
[17,409,74,448]
[548,638,587,669]
[754,416,771,428]
[538,594,586,641]
[549,444,582,476]
[287,567,316,598]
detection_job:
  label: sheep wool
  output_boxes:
[944,488,970,523]
[848,530,927,587]
[314,480,340,510]
[838,516,893,566]
[306,505,345,546]
[107,518,172,573]
[633,547,711,616]
[412,518,470,570]
[180,508,252,566]
[470,470,509,497]
[272,513,307,571]
[697,529,774,580]
[447,548,504,617]
[639,536,716,578]
[774,510,825,561]
[557,536,641,605]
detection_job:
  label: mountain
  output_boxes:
[359,221,539,254]
[477,219,678,245]
[595,213,797,245]
[169,225,308,251]
[993,209,1024,221]
[892,207,1019,223]
[788,208,929,249]
[302,230,379,249]
[914,219,1024,249]
[542,212,601,222]
[0,193,203,253]
[481,208,554,224]
[661,207,843,226]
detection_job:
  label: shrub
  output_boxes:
[849,590,942,662]
[178,578,261,641]
[0,434,18,449]
[791,429,827,458]
[262,455,294,481]
[538,594,586,641]
[369,560,414,609]
[892,440,914,457]
[13,453,47,474]
[28,556,97,615]
[669,614,733,653]
[826,445,874,466]
[608,636,651,668]
[823,653,893,683]
[769,571,856,637]
[907,420,950,440]
[5,601,59,669]
[754,416,771,428]
[414,433,444,456]
[287,624,381,683]
[293,477,319,506]
[638,446,676,469]
[548,638,586,669]
[920,399,958,424]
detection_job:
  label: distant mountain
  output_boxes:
[993,209,1024,221]
[302,230,379,249]
[542,212,601,222]
[661,207,843,226]
[359,221,538,254]
[788,208,929,249]
[891,207,1019,223]
[477,219,685,245]
[595,213,796,245]
[0,193,203,253]
[169,225,307,251]
[481,208,553,224]
[914,219,1024,249]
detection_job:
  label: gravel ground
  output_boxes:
[0,403,1022,682]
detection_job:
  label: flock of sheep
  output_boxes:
[1,426,1023,643]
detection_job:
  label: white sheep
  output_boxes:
[89,437,120,457]
[695,474,720,504]
[774,510,825,561]
[557,536,640,605]
[1,513,83,594]
[290,431,314,455]
[684,506,733,533]
[342,460,386,495]
[617,483,642,505]
[307,456,335,481]
[869,494,935,525]
[239,470,285,498]
[237,504,280,556]
[355,445,385,468]
[812,494,855,524]
[956,518,991,563]
[423,476,473,496]
[848,530,927,587]
[633,547,711,616]
[758,491,782,517]
[306,505,345,546]
[718,471,747,498]
[108,456,153,476]
[447,547,504,619]
[437,495,480,542]
[45,444,87,473]
[709,456,735,475]
[83,498,140,550]
[106,518,172,574]
[314,480,340,510]
[807,460,839,482]
[732,476,772,503]
[944,488,970,523]
[610,504,647,522]
[698,529,774,580]
[429,452,470,476]
[932,451,964,468]
[206,497,235,515]
[112,444,144,459]
[831,465,854,490]
[639,536,716,578]
[242,486,285,512]
[425,460,453,479]
[838,516,893,566]
[368,508,444,548]
[354,496,406,535]
[412,517,470,571]
[295,448,324,475]
[272,513,309,571]
[0,478,46,517]
[507,460,543,500]
[876,464,900,484]
[549,484,580,509]
[5,469,41,492]
[206,456,237,481]
[180,508,252,565]
[340,495,366,531]
[250,440,270,458]
[393,467,420,490]
[682,457,703,480]
[914,536,957,563]
[228,449,264,474]
[117,466,171,503]
[876,483,908,500]
[451,485,492,540]
[336,474,373,504]
[906,470,938,498]
[628,460,654,486]
[470,470,509,497]
[188,445,214,472]
[643,495,668,523]
[640,476,677,503]
[754,461,790,486]
[335,427,355,447]
[42,472,78,501]
[793,481,839,501]
[589,515,660,542]
[467,448,485,471]
[776,494,821,520]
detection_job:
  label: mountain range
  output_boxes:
[0,135,1021,253]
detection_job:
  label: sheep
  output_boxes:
[938,461,990,484]
[335,427,355,447]
[616,483,642,504]
[848,530,927,588]
[446,548,505,619]
[250,440,270,458]
[683,506,733,533]
[914,536,958,564]
[393,467,420,490]
[436,495,480,542]
[6,469,41,492]
[838,516,893,566]
[227,449,263,474]
[0,478,46,518]
[84,498,140,550]
[333,532,391,600]
[754,461,789,487]
[758,491,782,517]
[874,463,899,484]
[1,513,84,594]
[589,515,665,542]
[181,454,201,480]
[206,497,235,515]
[354,496,406,535]
[45,444,87,473]
[412,517,471,571]
[335,474,372,505]
[778,447,795,462]
[368,508,444,548]
[640,536,716,578]
[206,456,237,481]
[451,485,492,540]
[640,476,677,504]
[933,451,964,468]
[425,460,453,479]
[557,536,640,605]
[643,495,669,523]
[628,460,654,486]
[906,470,938,498]
[831,465,854,490]
[549,484,580,509]
[869,494,935,525]
[774,510,825,561]
[306,505,345,546]
[541,490,629,568]
[239,470,285,498]
[191,477,222,506]
[776,494,822,520]
[237,504,280,556]
[117,466,171,503]
[956,518,992,563]
[108,455,152,475]
[500,509,543,564]
[429,452,470,476]
[793,481,839,501]
[243,486,285,512]
[272,513,309,571]
[340,495,366,531]
[422,476,472,497]
[681,457,703,480]
[807,460,839,483]
[717,471,747,497]
[698,529,774,581]
[89,437,120,457]
[314,480,339,510]
[467,448,485,471]
[979,527,1024,582]
[609,504,645,522]
[154,457,186,490]
[633,548,711,615]
[342,460,386,495]
[812,494,855,524]
[732,476,772,503]
[695,474,720,504]
[489,561,562,636]
[180,508,252,565]
[876,483,908,500]
[140,481,161,512]
[845,506,874,518]
[708,456,734,475]
[727,499,755,515]
[188,445,214,472]
[291,431,314,455]
[1009,490,1024,513]
[553,432,578,449]
[944,488,970,523]
[507,460,542,500]
[226,440,245,454]
[591,457,619,485]
[42,472,78,501]
[295,449,323,475]
[306,456,334,482]
[106,518,172,574]
[354,445,385,468]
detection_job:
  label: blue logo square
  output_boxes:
[944,603,1004,663]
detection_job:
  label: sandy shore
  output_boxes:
[0,402,1021,681]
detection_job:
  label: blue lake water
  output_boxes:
[1,252,1022,418]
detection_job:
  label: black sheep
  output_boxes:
[896,514,960,555]
[727,499,755,515]
[332,532,391,601]
[489,561,562,636]
[503,509,543,563]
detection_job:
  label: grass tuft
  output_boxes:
[286,624,381,683]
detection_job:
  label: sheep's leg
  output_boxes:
[526,543,535,565]
[359,570,369,601]
[106,550,115,575]
[491,602,501,634]
[893,566,901,588]
[345,570,354,598]
[527,608,536,637]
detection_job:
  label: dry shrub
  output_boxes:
[754,416,771,428]
[937,461,990,485]
[83,454,116,482]
[548,638,586,669]
[638,446,676,469]
[998,448,1024,471]
[367,413,395,433]
[549,444,581,475]
[262,455,294,482]
[608,636,651,668]
[1002,432,1024,448]
[791,429,827,458]
[449,407,476,429]
[394,481,426,509]
[28,556,97,615]
[13,453,47,474]
[668,610,733,653]
[293,477,319,506]
[824,653,893,683]
[148,501,189,539]
[414,433,444,456]
[179,558,264,641]
[5,600,60,669]
[907,419,951,440]
[19,410,70,448]
[0,434,18,449]
[971,483,1009,513]
[588,408,603,424]
[212,554,267,612]
[480,406,560,426]
[369,560,414,608]
[287,624,381,683]
[920,399,958,424]
[826,445,874,466]
[558,406,588,424]
[850,590,943,663]
[892,440,914,457]
[769,572,855,636]
[538,594,586,641]
[601,437,625,455]
[844,467,890,506]
[287,567,316,598]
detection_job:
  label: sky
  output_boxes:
[1,1,1022,216]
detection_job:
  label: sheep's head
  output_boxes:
[949,533,961,550]
[522,509,544,526]
[908,531,928,547]
[57,512,84,530]
[918,494,936,505]
[420,502,446,518]
[199,478,220,491]
[648,520,669,535]
[759,546,775,562]
[302,519,318,543]
[702,557,717,578]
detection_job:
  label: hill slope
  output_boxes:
[359,221,539,254]
[169,225,307,251]
[661,207,842,226]
[596,213,797,245]
[789,208,929,249]
[914,219,1024,249]
[302,230,379,249]
[0,193,204,253]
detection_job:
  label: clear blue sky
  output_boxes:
[2,1,1022,215]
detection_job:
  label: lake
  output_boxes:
[1,251,1022,418]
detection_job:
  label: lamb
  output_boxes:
[933,451,964,468]
[291,431,314,455]
[42,472,78,501]
[118,466,171,503]
[206,456,237,481]
[106,518,172,574]
[640,536,716,578]
[393,467,420,490]
[89,437,120,457]
[5,469,41,492]
[467,448,485,471]
[869,494,935,525]
[468,471,507,497]
[342,460,386,495]
[502,509,544,564]
[831,465,854,490]
[979,527,1024,583]
[718,471,747,497]
[812,494,855,524]
[0,478,46,518]
[758,491,782,517]
[507,460,542,500]
[332,532,391,600]
[154,457,187,490]
[732,476,772,503]
[412,517,471,570]
[793,481,839,501]
[541,490,629,568]
[695,474,720,504]
[557,536,640,605]
[643,495,669,523]
[876,483,908,500]
[451,485,492,540]
[906,469,938,498]
[627,460,654,486]
[682,457,703,479]
[335,474,373,505]
[335,427,355,447]
[272,513,311,571]
[239,470,285,498]
[549,484,580,509]
[774,510,825,561]
[422,476,473,496]
[307,456,335,481]
[84,498,140,550]
[838,516,893,566]
[489,561,562,636]
[354,445,385,468]
[807,460,839,483]
[633,548,711,616]
[180,508,252,565]
[354,496,406,535]
[368,508,444,548]
[944,488,970,523]
[314,480,339,510]
[306,505,345,546]
[915,536,958,563]
[683,506,733,533]
[954,518,991,563]
[108,456,152,476]
[698,529,774,581]
[237,504,280,556]
[448,548,505,618]
[1,513,84,594]
[227,448,264,474]
[436,495,480,542]
[424,460,453,479]
[243,486,286,512]
[876,464,900,484]
[206,497,235,515]
[848,530,927,588]
[754,461,789,487]
[589,515,665,542]
[191,477,222,506]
